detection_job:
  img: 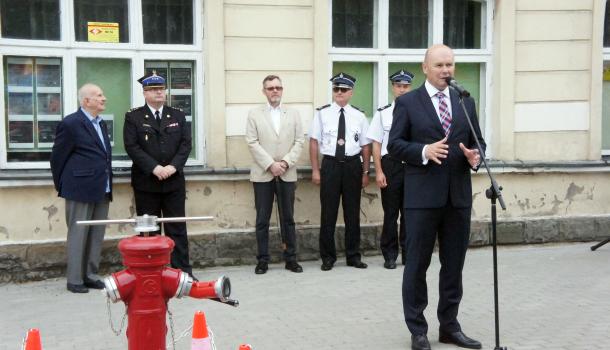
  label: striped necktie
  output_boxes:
[436,91,452,136]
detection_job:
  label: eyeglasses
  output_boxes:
[333,87,351,93]
[265,86,283,91]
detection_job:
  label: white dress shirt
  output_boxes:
[268,103,281,135]
[147,105,164,119]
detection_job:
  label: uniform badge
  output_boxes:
[354,134,359,142]
[145,134,148,141]
[337,139,345,146]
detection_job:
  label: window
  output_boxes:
[443,0,483,49]
[389,0,428,49]
[332,0,375,48]
[602,1,610,154]
[74,0,129,43]
[0,0,60,40]
[77,58,131,159]
[4,57,63,162]
[0,0,204,169]
[330,0,492,142]
[142,0,193,44]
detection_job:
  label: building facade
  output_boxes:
[1,0,610,280]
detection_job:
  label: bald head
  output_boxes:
[78,83,106,116]
[422,44,455,90]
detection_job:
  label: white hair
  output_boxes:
[78,83,100,106]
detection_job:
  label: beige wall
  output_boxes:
[204,0,323,169]
[2,168,610,243]
[497,0,603,161]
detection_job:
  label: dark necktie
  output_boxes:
[335,107,346,161]
[154,110,161,126]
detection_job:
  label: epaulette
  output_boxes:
[377,103,392,112]
[316,104,330,111]
[166,105,184,113]
[352,105,365,113]
[128,106,145,112]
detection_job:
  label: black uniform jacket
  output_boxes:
[124,105,192,193]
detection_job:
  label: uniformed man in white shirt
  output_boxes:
[367,69,414,269]
[309,72,371,271]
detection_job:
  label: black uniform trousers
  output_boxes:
[402,203,471,336]
[253,179,298,263]
[134,189,192,276]
[319,155,363,264]
[380,155,406,263]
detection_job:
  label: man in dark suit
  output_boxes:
[123,72,194,279]
[51,83,112,294]
[388,44,485,350]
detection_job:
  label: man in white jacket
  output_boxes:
[245,75,304,274]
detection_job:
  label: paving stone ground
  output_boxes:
[1,242,609,350]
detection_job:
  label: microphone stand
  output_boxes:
[453,87,508,350]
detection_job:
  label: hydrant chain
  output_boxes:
[106,297,127,336]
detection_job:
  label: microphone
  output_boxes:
[444,77,470,97]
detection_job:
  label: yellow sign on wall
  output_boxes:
[87,22,119,43]
[604,67,610,82]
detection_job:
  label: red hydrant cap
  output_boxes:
[238,344,253,350]
[192,311,209,339]
[118,236,175,267]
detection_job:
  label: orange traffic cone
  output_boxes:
[191,311,212,350]
[238,344,253,350]
[22,328,42,350]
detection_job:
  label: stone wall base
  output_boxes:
[2,215,610,283]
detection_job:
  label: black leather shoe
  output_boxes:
[67,283,89,293]
[411,334,431,350]
[255,261,268,274]
[439,330,482,349]
[84,279,105,289]
[347,260,368,269]
[321,260,333,271]
[285,261,303,273]
[383,260,397,269]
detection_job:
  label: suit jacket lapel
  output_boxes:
[417,86,446,137]
[278,106,289,137]
[448,89,465,138]
[160,105,172,130]
[263,107,279,137]
[78,110,107,154]
[99,120,112,152]
[143,105,160,131]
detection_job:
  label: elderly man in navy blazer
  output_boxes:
[388,45,485,350]
[51,83,112,294]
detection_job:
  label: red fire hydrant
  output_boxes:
[103,235,237,350]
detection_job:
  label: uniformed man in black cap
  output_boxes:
[309,72,371,271]
[367,69,414,269]
[123,72,195,279]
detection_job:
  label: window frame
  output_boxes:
[328,0,494,156]
[600,0,610,156]
[0,0,205,169]
[602,50,610,156]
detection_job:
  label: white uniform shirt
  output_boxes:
[366,102,394,157]
[309,102,370,156]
